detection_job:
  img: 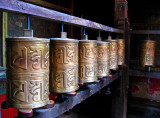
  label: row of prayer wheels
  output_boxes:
[6,33,125,109]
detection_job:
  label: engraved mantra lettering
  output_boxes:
[29,80,42,102]
[54,68,77,88]
[9,78,48,103]
[10,46,27,70]
[80,64,97,77]
[29,46,49,69]
[98,62,107,74]
[143,43,155,65]
[98,46,107,58]
[110,42,118,68]
[80,46,97,59]
[54,45,76,64]
[110,43,117,52]
[9,45,49,70]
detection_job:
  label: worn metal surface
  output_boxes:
[107,39,118,70]
[97,41,110,77]
[6,37,50,109]
[50,38,79,93]
[141,40,155,67]
[79,40,98,83]
[34,71,121,118]
[118,39,125,66]
[0,0,124,33]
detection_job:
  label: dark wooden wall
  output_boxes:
[128,0,160,101]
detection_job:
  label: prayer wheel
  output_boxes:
[107,39,118,70]
[50,38,79,93]
[97,41,110,77]
[6,37,50,109]
[79,40,98,83]
[141,40,155,67]
[118,39,125,66]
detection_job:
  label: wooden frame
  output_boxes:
[131,30,160,34]
[21,0,74,14]
[0,0,123,33]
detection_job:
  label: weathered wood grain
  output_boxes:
[0,0,124,33]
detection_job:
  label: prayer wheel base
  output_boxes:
[142,66,152,72]
[65,92,77,96]
[109,74,113,78]
[94,80,101,83]
[18,109,33,118]
[110,67,119,75]
[79,78,98,84]
[98,76,104,80]
[51,86,79,94]
[78,82,84,87]
[103,75,110,79]
[39,100,55,109]
[118,65,123,70]
[78,84,89,91]
[55,94,67,103]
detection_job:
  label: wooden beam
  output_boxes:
[129,70,160,79]
[21,0,73,14]
[0,0,124,33]
[131,30,160,35]
[34,72,121,118]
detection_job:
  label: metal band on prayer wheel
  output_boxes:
[118,39,125,66]
[107,39,118,70]
[6,37,50,109]
[79,40,98,83]
[97,41,110,77]
[50,38,79,93]
[141,40,155,67]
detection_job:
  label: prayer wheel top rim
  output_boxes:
[117,39,125,41]
[97,41,110,44]
[107,39,118,42]
[143,40,155,43]
[79,40,97,43]
[6,37,50,42]
[50,38,78,42]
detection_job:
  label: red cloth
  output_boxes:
[0,94,17,118]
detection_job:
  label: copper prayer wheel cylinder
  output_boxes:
[107,39,118,70]
[97,41,110,77]
[79,40,98,83]
[118,39,125,66]
[50,38,79,93]
[6,37,50,109]
[141,40,155,67]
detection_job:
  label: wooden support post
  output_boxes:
[111,0,129,118]
[111,18,130,118]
